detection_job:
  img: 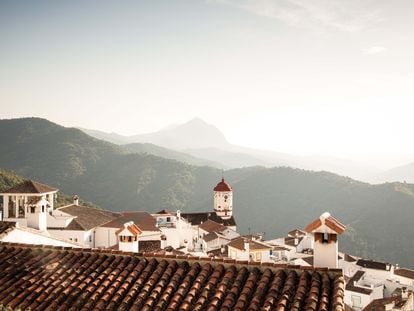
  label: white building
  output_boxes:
[116,221,141,253]
[1,180,58,231]
[0,221,80,248]
[151,209,193,250]
[227,236,273,263]
[194,219,240,253]
[345,270,384,311]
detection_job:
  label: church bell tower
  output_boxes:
[213,178,233,219]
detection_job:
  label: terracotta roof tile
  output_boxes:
[57,205,119,231]
[305,213,346,234]
[356,259,391,271]
[0,243,345,310]
[213,178,232,192]
[199,219,227,233]
[1,180,57,194]
[102,211,160,232]
[181,212,236,227]
[394,268,414,279]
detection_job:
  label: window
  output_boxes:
[351,295,361,307]
[322,232,329,243]
[166,217,171,222]
[41,205,45,213]
[30,207,36,214]
[74,238,78,242]
[89,236,92,242]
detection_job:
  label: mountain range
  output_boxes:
[80,118,388,182]
[1,117,414,268]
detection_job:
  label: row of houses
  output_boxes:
[1,178,413,310]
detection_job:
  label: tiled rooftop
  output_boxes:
[1,180,57,194]
[0,242,345,311]
[57,204,120,231]
[181,212,236,227]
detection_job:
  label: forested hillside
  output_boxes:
[1,117,414,267]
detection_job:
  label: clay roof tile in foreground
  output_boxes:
[1,180,58,194]
[0,242,345,311]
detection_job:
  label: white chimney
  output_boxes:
[73,195,79,206]
[402,287,408,299]
[244,239,250,253]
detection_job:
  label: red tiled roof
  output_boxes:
[199,219,227,233]
[363,295,406,311]
[0,243,346,311]
[1,180,58,194]
[394,268,414,279]
[102,211,160,232]
[115,223,142,236]
[228,237,272,251]
[57,204,120,231]
[0,221,16,235]
[305,213,346,234]
[181,212,236,227]
[356,259,391,271]
[213,178,232,192]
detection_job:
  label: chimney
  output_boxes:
[73,195,79,206]
[176,210,181,219]
[402,287,408,299]
[244,239,250,253]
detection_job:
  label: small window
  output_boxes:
[74,238,78,242]
[30,207,36,214]
[322,232,329,243]
[89,236,92,242]
[41,205,45,213]
[166,217,171,222]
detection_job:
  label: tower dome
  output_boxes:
[213,178,233,219]
[214,178,232,192]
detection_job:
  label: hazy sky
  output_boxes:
[1,0,414,167]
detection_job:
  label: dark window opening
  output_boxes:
[322,232,329,243]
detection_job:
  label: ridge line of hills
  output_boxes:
[79,117,414,183]
[1,117,414,268]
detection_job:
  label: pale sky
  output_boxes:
[1,0,414,168]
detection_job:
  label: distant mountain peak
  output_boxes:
[130,117,230,150]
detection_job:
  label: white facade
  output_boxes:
[117,222,140,253]
[95,227,119,248]
[0,224,81,248]
[228,238,272,263]
[48,228,94,247]
[345,286,383,310]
